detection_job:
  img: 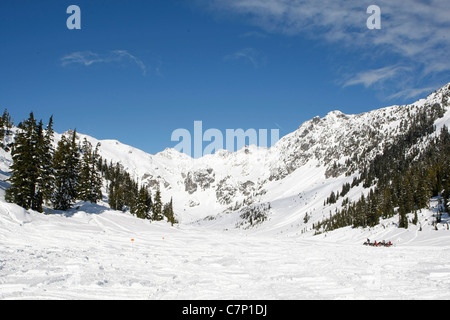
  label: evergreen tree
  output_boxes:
[2,109,13,133]
[108,182,117,210]
[382,187,395,218]
[31,120,45,212]
[78,139,102,203]
[412,210,418,225]
[416,173,430,209]
[6,113,40,210]
[303,212,310,224]
[36,116,55,207]
[444,181,449,214]
[152,187,163,221]
[135,185,152,220]
[366,189,379,227]
[6,113,55,212]
[78,138,92,202]
[106,163,127,211]
[398,206,409,229]
[52,130,80,211]
[163,197,177,226]
[0,109,13,150]
[123,175,138,214]
[90,142,103,203]
[115,184,125,211]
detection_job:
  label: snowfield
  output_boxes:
[1,84,449,300]
[1,199,449,300]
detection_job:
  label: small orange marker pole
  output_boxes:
[131,238,135,252]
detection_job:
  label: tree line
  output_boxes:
[3,111,176,225]
[316,104,449,233]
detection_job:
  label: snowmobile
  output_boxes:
[363,239,393,247]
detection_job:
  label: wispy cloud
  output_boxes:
[388,87,435,100]
[61,50,147,75]
[342,65,410,88]
[224,48,267,68]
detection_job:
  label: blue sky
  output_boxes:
[0,0,449,155]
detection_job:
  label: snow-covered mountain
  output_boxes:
[1,83,450,231]
[1,84,450,300]
[68,83,449,226]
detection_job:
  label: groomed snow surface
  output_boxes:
[1,198,449,300]
[1,85,449,300]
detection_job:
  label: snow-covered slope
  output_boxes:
[1,197,449,299]
[1,84,450,300]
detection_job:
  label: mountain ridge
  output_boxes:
[65,82,450,227]
[1,83,449,228]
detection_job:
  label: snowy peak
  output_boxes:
[276,83,449,173]
[324,110,347,120]
[155,147,198,162]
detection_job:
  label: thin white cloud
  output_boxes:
[388,87,435,100]
[111,50,147,75]
[61,51,102,66]
[343,66,409,88]
[61,50,147,75]
[224,48,267,68]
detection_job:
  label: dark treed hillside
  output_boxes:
[316,102,449,233]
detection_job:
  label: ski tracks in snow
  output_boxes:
[2,206,450,299]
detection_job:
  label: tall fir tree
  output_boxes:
[90,142,103,203]
[52,130,80,211]
[78,139,102,203]
[123,175,138,214]
[36,116,55,208]
[163,197,176,226]
[6,113,41,210]
[398,206,409,229]
[152,187,163,221]
[106,162,128,211]
[6,113,55,212]
[108,182,116,210]
[31,120,45,212]
[0,109,13,150]
[135,185,152,220]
